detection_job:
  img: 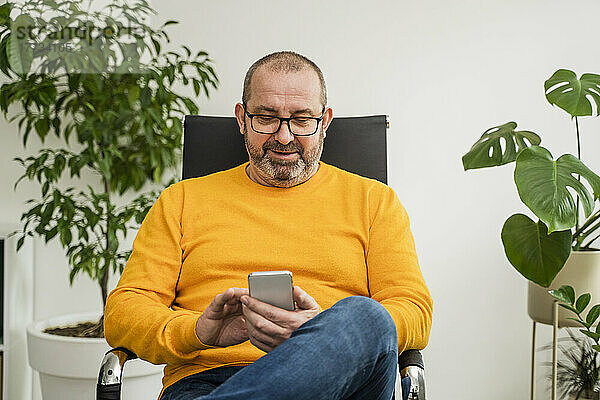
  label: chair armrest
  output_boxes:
[97,347,138,400]
[398,349,426,400]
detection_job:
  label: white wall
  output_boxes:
[1,0,599,399]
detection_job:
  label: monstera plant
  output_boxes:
[462,69,600,288]
[0,0,218,336]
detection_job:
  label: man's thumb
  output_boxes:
[293,286,318,310]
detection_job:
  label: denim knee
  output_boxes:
[331,296,398,352]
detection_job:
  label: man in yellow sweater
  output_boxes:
[104,51,433,400]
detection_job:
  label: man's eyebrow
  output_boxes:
[252,105,320,116]
[252,105,278,113]
[290,108,319,116]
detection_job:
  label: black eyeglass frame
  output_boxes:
[242,103,326,136]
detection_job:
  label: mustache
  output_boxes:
[264,145,301,153]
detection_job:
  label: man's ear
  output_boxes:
[322,107,333,138]
[234,103,246,135]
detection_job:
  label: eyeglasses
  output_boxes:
[243,103,325,136]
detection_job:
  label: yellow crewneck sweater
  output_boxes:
[104,161,433,397]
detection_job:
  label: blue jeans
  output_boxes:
[161,296,400,400]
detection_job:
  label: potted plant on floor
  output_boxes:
[0,0,218,398]
[462,69,600,326]
[542,328,600,400]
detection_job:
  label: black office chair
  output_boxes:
[97,115,427,400]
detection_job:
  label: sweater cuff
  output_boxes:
[179,314,216,351]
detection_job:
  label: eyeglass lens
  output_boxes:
[252,116,318,135]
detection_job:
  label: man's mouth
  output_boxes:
[268,149,299,159]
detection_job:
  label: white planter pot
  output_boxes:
[27,312,164,400]
[528,250,600,326]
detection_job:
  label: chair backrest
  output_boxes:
[182,115,388,184]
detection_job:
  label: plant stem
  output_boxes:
[575,116,582,233]
[573,210,600,238]
[578,220,600,248]
[100,176,109,309]
[582,233,600,249]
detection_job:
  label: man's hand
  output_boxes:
[241,285,320,353]
[195,287,250,348]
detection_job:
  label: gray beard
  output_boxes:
[243,125,325,188]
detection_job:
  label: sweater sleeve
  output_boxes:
[104,183,216,365]
[366,185,433,353]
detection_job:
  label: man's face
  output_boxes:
[235,66,333,187]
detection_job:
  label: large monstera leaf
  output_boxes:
[462,122,541,170]
[545,69,600,117]
[515,146,600,233]
[501,214,572,287]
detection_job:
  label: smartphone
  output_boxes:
[248,270,295,311]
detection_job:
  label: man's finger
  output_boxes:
[242,303,289,337]
[248,334,273,353]
[243,310,279,352]
[240,295,291,326]
[216,288,249,304]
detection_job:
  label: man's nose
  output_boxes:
[272,121,294,145]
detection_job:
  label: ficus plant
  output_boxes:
[462,69,600,288]
[0,0,218,336]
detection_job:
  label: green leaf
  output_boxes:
[52,117,61,136]
[40,201,55,221]
[0,34,12,78]
[515,145,600,233]
[192,79,200,96]
[41,181,49,196]
[84,102,96,113]
[560,285,576,305]
[35,118,50,139]
[544,69,600,117]
[140,86,151,106]
[592,345,600,352]
[152,165,162,182]
[45,226,58,243]
[60,228,72,247]
[97,157,111,180]
[7,14,35,74]
[0,3,14,27]
[587,304,600,326]
[580,329,600,342]
[462,122,541,170]
[576,293,592,313]
[17,235,25,251]
[501,214,572,287]
[550,288,573,305]
[151,38,160,55]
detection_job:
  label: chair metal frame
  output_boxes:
[98,347,425,399]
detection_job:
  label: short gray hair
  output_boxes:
[242,51,327,107]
